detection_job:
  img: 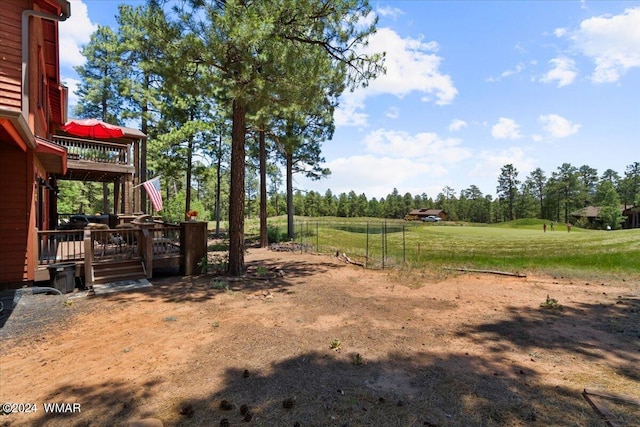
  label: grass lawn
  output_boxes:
[258,217,640,280]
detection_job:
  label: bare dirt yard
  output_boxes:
[1,248,639,427]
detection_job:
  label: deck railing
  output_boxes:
[37,221,204,282]
[52,135,131,165]
[89,227,143,262]
[151,224,181,257]
[37,230,85,265]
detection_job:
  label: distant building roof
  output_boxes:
[408,208,446,216]
[571,206,602,218]
[571,205,626,218]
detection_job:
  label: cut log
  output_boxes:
[583,389,640,406]
[444,267,526,278]
[583,391,622,427]
[335,252,364,267]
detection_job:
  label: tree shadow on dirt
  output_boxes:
[92,258,345,305]
[16,286,640,426]
[27,349,625,427]
[24,378,163,427]
[455,296,640,383]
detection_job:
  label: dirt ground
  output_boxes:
[1,248,639,427]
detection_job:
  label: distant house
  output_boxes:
[570,206,603,225]
[570,205,639,229]
[407,208,448,221]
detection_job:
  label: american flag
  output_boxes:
[142,177,163,211]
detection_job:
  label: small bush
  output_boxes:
[267,225,287,243]
[329,338,342,350]
[540,295,563,310]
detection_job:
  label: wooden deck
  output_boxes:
[36,224,184,285]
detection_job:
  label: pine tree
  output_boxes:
[73,26,126,124]
[172,0,384,274]
[496,164,520,221]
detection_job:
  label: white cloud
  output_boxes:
[486,63,526,82]
[364,28,458,104]
[491,118,522,140]
[58,1,97,68]
[565,7,640,83]
[376,6,404,19]
[554,28,568,37]
[385,106,400,119]
[336,26,458,126]
[61,77,81,108]
[334,96,368,127]
[312,155,433,197]
[449,119,467,132]
[539,114,581,138]
[362,129,471,163]
[300,150,466,199]
[469,147,535,180]
[299,128,472,198]
[540,57,577,87]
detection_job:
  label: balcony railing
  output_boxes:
[52,135,131,165]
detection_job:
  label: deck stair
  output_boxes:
[91,259,146,285]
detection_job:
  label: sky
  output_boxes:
[59,0,640,200]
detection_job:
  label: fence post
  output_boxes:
[316,221,319,253]
[381,221,385,269]
[366,222,369,269]
[403,224,406,266]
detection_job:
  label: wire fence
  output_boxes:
[271,220,426,269]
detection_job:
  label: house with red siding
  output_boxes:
[0,1,190,289]
[406,208,448,221]
[0,0,70,284]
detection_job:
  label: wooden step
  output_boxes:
[91,260,146,285]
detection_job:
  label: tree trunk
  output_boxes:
[101,99,109,214]
[259,128,268,247]
[215,133,222,236]
[228,99,246,275]
[539,195,543,220]
[185,135,193,218]
[286,150,294,239]
[140,73,149,211]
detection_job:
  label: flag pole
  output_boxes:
[133,176,161,189]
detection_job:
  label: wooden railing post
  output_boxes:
[84,229,94,285]
[138,226,153,279]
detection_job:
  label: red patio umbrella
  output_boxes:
[60,119,125,139]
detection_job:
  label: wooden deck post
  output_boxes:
[84,229,94,285]
[138,225,154,279]
[181,221,207,275]
[123,174,133,215]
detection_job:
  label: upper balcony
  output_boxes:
[52,134,136,182]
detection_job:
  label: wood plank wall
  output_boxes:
[0,1,24,111]
[0,143,32,282]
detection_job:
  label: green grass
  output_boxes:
[265,216,640,279]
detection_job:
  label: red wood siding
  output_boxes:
[0,142,33,282]
[0,1,24,111]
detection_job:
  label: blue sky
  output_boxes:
[59,0,640,200]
